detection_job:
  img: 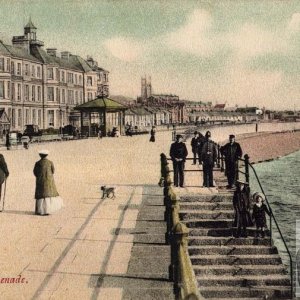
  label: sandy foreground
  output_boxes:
[0,124,299,299]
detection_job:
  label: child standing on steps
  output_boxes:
[252,192,271,238]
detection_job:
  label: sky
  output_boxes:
[0,0,299,110]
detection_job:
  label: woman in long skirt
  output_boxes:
[33,150,63,215]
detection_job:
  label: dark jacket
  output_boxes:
[200,140,217,165]
[191,137,198,152]
[33,158,59,199]
[221,142,242,164]
[0,154,9,184]
[233,186,253,227]
[170,142,188,162]
[252,203,270,228]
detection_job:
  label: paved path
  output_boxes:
[1,123,298,299]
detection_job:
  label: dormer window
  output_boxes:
[87,76,92,86]
[48,68,54,79]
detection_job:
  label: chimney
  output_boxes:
[61,51,71,60]
[87,56,98,67]
[46,48,57,57]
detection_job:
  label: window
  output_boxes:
[6,58,10,71]
[37,66,41,78]
[48,110,54,126]
[74,74,77,84]
[56,69,59,81]
[18,109,22,127]
[25,64,29,76]
[67,73,73,84]
[67,90,74,104]
[7,82,10,99]
[61,71,65,82]
[32,109,36,125]
[62,89,65,103]
[88,92,93,100]
[0,81,4,98]
[17,84,21,101]
[32,85,35,102]
[37,86,41,102]
[31,65,35,77]
[87,76,92,86]
[0,58,4,71]
[80,91,83,104]
[47,68,54,79]
[11,109,16,128]
[17,63,21,75]
[38,110,42,127]
[11,83,15,100]
[11,62,14,74]
[47,87,54,101]
[56,87,60,103]
[79,75,82,84]
[25,109,30,124]
[25,85,29,101]
[75,91,78,104]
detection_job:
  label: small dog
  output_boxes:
[100,186,116,199]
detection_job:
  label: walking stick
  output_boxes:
[0,179,7,212]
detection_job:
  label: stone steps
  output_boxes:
[188,236,271,246]
[180,202,233,210]
[188,245,278,255]
[188,227,270,237]
[190,254,283,265]
[179,190,291,299]
[180,210,234,220]
[199,286,291,298]
[193,264,287,276]
[198,274,290,286]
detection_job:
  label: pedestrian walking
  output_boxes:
[252,192,270,238]
[150,126,156,142]
[233,180,253,238]
[199,131,217,187]
[0,153,9,211]
[98,129,102,139]
[5,131,11,150]
[191,131,198,164]
[33,150,63,216]
[170,134,188,187]
[220,134,243,189]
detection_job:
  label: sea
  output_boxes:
[249,150,300,292]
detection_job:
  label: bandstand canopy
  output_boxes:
[74,97,127,112]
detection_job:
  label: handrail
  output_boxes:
[160,153,203,300]
[247,160,293,298]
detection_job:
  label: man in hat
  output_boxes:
[233,180,252,238]
[191,131,199,164]
[170,134,188,187]
[221,134,243,189]
[200,131,218,187]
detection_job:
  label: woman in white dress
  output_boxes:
[33,150,63,215]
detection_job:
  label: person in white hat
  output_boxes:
[33,150,63,215]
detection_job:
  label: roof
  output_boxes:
[25,18,37,29]
[2,43,41,62]
[214,104,226,109]
[75,97,127,111]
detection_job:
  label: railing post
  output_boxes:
[244,154,250,185]
[173,222,189,295]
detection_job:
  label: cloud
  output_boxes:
[104,37,146,62]
[165,9,219,57]
[227,23,288,58]
[287,13,300,32]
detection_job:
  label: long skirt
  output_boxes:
[35,196,64,215]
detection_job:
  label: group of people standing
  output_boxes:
[0,150,63,216]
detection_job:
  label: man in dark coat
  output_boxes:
[200,131,217,187]
[233,181,252,238]
[150,126,156,142]
[191,131,198,164]
[221,134,243,189]
[170,134,188,187]
[197,132,205,164]
[0,153,9,201]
